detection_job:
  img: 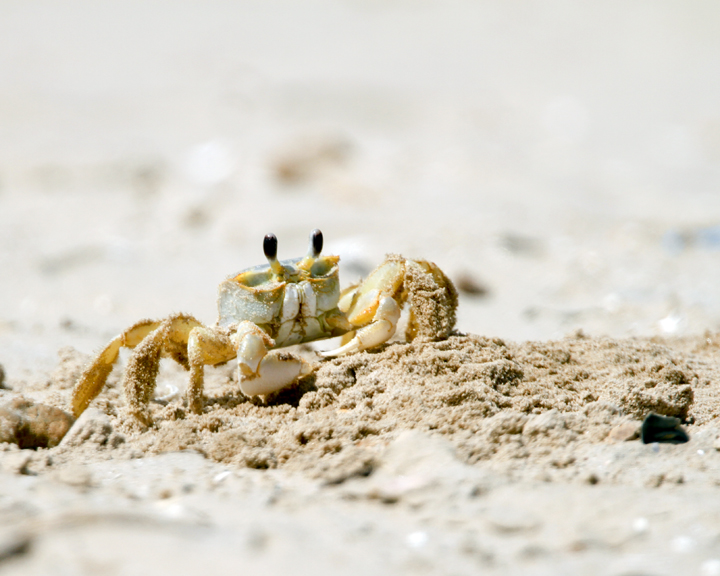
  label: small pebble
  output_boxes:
[0,532,32,562]
[645,473,664,488]
[454,272,489,297]
[641,413,689,444]
[55,464,93,489]
[213,470,232,484]
[608,421,641,442]
[1,451,32,475]
[487,508,541,534]
[0,397,75,448]
[582,472,600,485]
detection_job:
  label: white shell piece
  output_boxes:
[300,281,317,318]
[281,284,300,322]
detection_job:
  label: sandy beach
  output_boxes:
[2,2,720,574]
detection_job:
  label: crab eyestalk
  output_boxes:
[298,229,323,271]
[263,233,285,278]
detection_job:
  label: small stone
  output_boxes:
[0,532,32,562]
[212,470,232,485]
[368,474,431,503]
[665,472,684,484]
[582,472,600,485]
[607,421,641,442]
[55,464,93,489]
[645,473,665,488]
[486,507,541,534]
[1,451,32,475]
[641,413,689,444]
[454,272,489,297]
[0,397,75,448]
[0,406,22,444]
[0,364,6,389]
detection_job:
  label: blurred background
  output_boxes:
[1,0,720,376]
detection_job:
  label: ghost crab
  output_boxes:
[71,230,458,425]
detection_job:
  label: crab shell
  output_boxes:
[217,254,345,347]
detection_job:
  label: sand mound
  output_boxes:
[25,332,717,484]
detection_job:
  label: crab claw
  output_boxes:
[233,321,313,396]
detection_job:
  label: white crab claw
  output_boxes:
[238,354,312,397]
[236,332,268,375]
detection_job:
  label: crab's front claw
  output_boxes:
[233,321,313,396]
[239,352,313,396]
[320,295,401,357]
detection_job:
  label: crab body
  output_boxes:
[217,255,343,346]
[71,230,458,426]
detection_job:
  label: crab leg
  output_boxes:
[71,318,162,417]
[121,314,205,423]
[186,326,236,414]
[320,295,401,357]
[73,313,232,423]
[232,321,312,397]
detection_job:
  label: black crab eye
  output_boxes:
[263,233,278,260]
[310,229,323,256]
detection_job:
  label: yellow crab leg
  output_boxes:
[186,326,236,414]
[121,314,204,423]
[71,318,162,417]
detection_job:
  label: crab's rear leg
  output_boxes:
[72,314,233,424]
[71,318,162,418]
[403,259,458,341]
[320,255,458,357]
